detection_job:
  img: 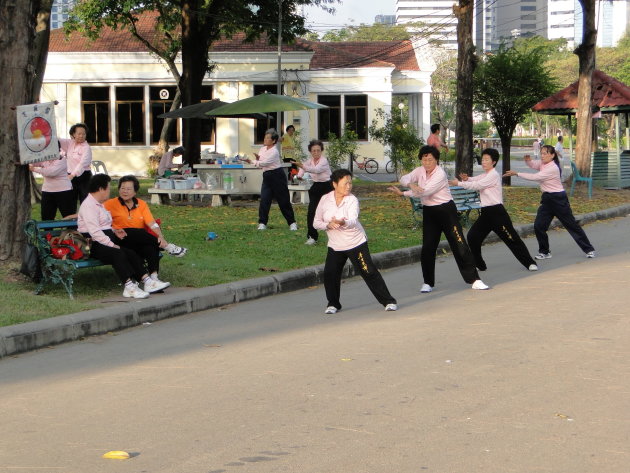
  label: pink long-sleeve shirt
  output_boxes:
[59,138,92,177]
[517,159,565,193]
[297,156,331,182]
[456,168,503,207]
[31,157,72,192]
[254,145,282,171]
[313,191,366,251]
[78,193,115,247]
[399,165,452,206]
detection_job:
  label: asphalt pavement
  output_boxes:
[1,213,630,472]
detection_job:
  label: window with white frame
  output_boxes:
[81,86,110,145]
[116,86,144,145]
[317,94,368,141]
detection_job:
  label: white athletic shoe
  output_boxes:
[528,264,539,271]
[305,237,317,245]
[257,223,267,230]
[143,278,171,293]
[289,223,298,231]
[324,306,338,315]
[471,280,490,290]
[585,251,595,258]
[385,303,398,311]
[165,243,187,257]
[534,252,552,260]
[123,282,149,299]
[420,283,433,293]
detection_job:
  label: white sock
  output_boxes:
[151,272,159,281]
[124,280,135,288]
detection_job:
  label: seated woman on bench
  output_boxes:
[78,174,170,299]
[104,175,187,279]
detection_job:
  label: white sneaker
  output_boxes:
[305,237,317,245]
[123,282,149,299]
[289,223,298,231]
[165,243,187,257]
[257,223,267,230]
[324,306,338,315]
[586,251,595,258]
[528,264,539,271]
[534,252,552,260]
[143,278,171,293]
[420,283,433,293]
[385,303,398,311]
[471,280,490,290]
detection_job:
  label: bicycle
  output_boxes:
[352,155,379,174]
[385,160,396,174]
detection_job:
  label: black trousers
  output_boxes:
[421,201,480,287]
[258,167,296,226]
[534,191,594,254]
[467,204,536,270]
[117,228,161,274]
[87,230,147,284]
[306,181,333,240]
[40,189,76,221]
[324,241,396,310]
[71,171,92,204]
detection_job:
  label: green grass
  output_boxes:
[1,178,627,326]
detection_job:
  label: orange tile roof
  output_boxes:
[48,11,419,71]
[532,70,630,113]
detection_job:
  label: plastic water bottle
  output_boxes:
[223,172,233,190]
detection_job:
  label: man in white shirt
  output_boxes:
[555,136,564,161]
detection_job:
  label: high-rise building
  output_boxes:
[51,0,75,30]
[396,0,629,51]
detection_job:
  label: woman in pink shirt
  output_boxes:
[296,139,333,245]
[60,123,93,205]
[388,145,488,292]
[449,148,537,272]
[29,145,76,220]
[244,129,297,231]
[504,145,595,259]
[314,169,397,315]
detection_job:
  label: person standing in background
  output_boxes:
[427,123,448,154]
[533,135,542,159]
[555,135,564,161]
[60,123,92,204]
[296,139,333,245]
[281,125,299,183]
[29,144,76,220]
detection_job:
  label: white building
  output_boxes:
[396,0,459,49]
[548,0,630,48]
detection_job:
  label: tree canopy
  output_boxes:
[474,44,558,183]
[320,22,421,42]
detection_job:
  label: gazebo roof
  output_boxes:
[532,70,630,115]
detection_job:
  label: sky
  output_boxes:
[302,0,396,35]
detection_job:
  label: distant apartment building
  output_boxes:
[396,0,629,51]
[375,15,396,25]
[51,0,75,29]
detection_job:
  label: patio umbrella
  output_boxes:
[158,99,268,120]
[205,93,327,116]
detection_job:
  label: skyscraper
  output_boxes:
[51,0,75,30]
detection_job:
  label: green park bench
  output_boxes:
[409,186,482,228]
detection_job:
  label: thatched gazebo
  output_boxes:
[532,70,630,188]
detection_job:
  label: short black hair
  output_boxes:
[430,123,440,134]
[88,173,111,193]
[173,146,184,155]
[118,175,140,192]
[331,168,352,183]
[419,145,440,162]
[308,139,324,152]
[285,125,295,133]
[69,123,89,137]
[482,148,500,166]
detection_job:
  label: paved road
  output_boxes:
[1,216,629,473]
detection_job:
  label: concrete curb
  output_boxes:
[2,203,629,358]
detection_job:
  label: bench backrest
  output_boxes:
[450,186,481,209]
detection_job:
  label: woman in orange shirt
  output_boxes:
[103,175,187,284]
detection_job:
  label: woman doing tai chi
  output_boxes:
[503,145,595,260]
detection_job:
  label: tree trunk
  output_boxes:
[454,0,475,177]
[574,0,597,176]
[499,132,513,186]
[0,0,48,262]
[180,0,215,166]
